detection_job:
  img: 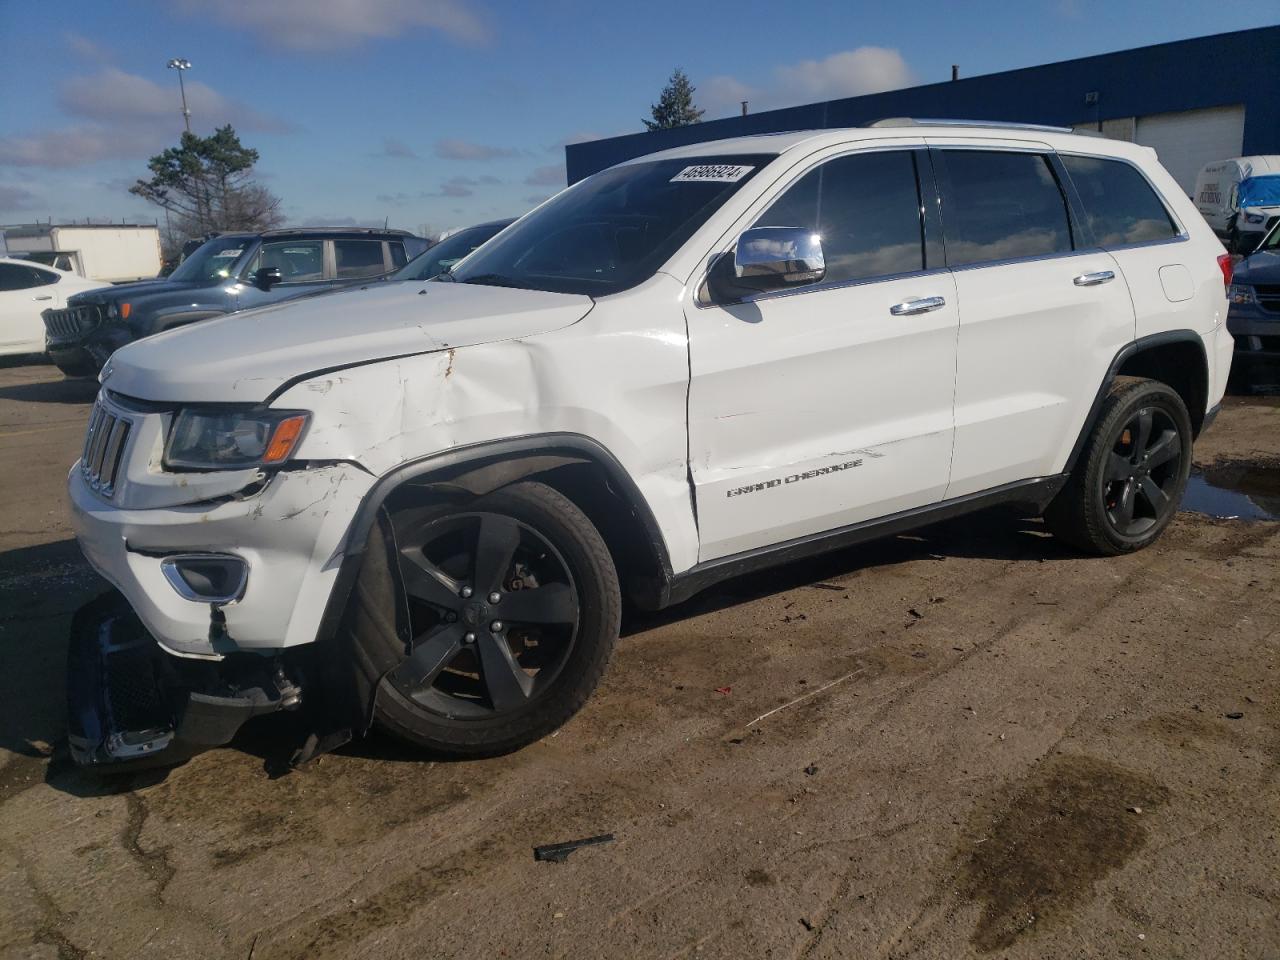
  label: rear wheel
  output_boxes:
[363,481,620,757]
[1045,376,1192,555]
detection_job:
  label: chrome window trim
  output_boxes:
[1056,150,1190,247]
[948,246,1123,273]
[700,265,952,308]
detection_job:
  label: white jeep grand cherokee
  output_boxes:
[67,120,1234,768]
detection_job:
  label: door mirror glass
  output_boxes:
[254,266,283,290]
[734,227,825,290]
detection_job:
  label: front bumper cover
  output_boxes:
[67,590,299,769]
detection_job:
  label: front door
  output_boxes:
[687,148,959,562]
[234,238,329,311]
[0,262,62,353]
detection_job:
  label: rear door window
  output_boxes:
[1062,155,1179,246]
[334,240,388,279]
[937,150,1073,266]
[752,150,926,284]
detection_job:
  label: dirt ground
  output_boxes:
[0,357,1276,960]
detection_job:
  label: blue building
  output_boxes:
[566,26,1280,196]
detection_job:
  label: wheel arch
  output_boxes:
[1065,330,1210,475]
[312,434,675,651]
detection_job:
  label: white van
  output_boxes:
[1194,155,1280,249]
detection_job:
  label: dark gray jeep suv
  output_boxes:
[44,227,426,377]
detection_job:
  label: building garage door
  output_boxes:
[1134,105,1245,196]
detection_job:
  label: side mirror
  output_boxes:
[253,266,283,291]
[734,227,825,291]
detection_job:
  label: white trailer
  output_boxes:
[1,224,162,283]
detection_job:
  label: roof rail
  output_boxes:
[868,117,1075,134]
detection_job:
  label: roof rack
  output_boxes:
[868,117,1075,134]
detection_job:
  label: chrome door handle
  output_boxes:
[889,295,946,316]
[33,295,53,301]
[1073,270,1115,287]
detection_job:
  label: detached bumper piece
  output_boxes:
[67,590,299,771]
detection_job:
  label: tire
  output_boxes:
[1045,376,1193,556]
[360,480,621,758]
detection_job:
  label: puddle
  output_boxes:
[1180,459,1280,521]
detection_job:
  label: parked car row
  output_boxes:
[62,120,1237,773]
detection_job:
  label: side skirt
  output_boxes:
[661,474,1068,607]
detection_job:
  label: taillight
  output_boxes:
[1217,253,1233,289]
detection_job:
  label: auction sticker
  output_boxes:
[670,164,754,183]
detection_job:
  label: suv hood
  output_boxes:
[1233,250,1280,284]
[72,278,209,303]
[103,281,593,404]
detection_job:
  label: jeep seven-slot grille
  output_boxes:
[43,304,103,340]
[1255,285,1280,316]
[81,402,132,496]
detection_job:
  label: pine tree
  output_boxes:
[644,68,704,131]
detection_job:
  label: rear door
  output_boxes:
[930,143,1137,498]
[0,263,62,353]
[688,145,959,561]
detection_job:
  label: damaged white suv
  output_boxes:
[67,120,1234,769]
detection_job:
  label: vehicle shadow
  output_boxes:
[0,375,98,405]
[0,538,113,798]
[623,506,1069,636]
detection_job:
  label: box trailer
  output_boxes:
[1,224,162,283]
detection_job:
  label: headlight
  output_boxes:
[1245,213,1264,224]
[1227,283,1255,306]
[164,408,310,470]
[106,302,118,319]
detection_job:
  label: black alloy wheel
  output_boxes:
[1045,376,1192,555]
[390,511,580,719]
[1100,406,1183,538]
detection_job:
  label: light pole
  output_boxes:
[167,58,192,133]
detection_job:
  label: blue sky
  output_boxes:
[0,0,1275,237]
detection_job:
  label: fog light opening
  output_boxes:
[161,554,248,605]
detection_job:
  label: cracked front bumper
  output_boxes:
[69,461,374,658]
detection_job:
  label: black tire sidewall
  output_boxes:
[371,481,620,756]
[1082,381,1193,553]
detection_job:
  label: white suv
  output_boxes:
[67,120,1234,768]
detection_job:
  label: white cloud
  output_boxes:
[60,68,290,133]
[434,138,519,161]
[0,183,41,213]
[173,0,490,51]
[377,138,420,159]
[64,32,113,64]
[524,164,564,187]
[703,47,916,117]
[0,68,291,169]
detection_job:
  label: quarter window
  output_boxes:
[753,151,925,284]
[939,151,1073,266]
[334,240,387,279]
[1062,155,1179,246]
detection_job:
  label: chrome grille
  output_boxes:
[43,304,102,340]
[81,402,132,496]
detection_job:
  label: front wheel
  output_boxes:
[1045,376,1193,555]
[361,481,621,758]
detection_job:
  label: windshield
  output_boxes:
[446,154,773,296]
[168,237,251,282]
[393,221,511,281]
[1238,175,1280,209]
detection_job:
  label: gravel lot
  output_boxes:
[0,357,1276,960]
